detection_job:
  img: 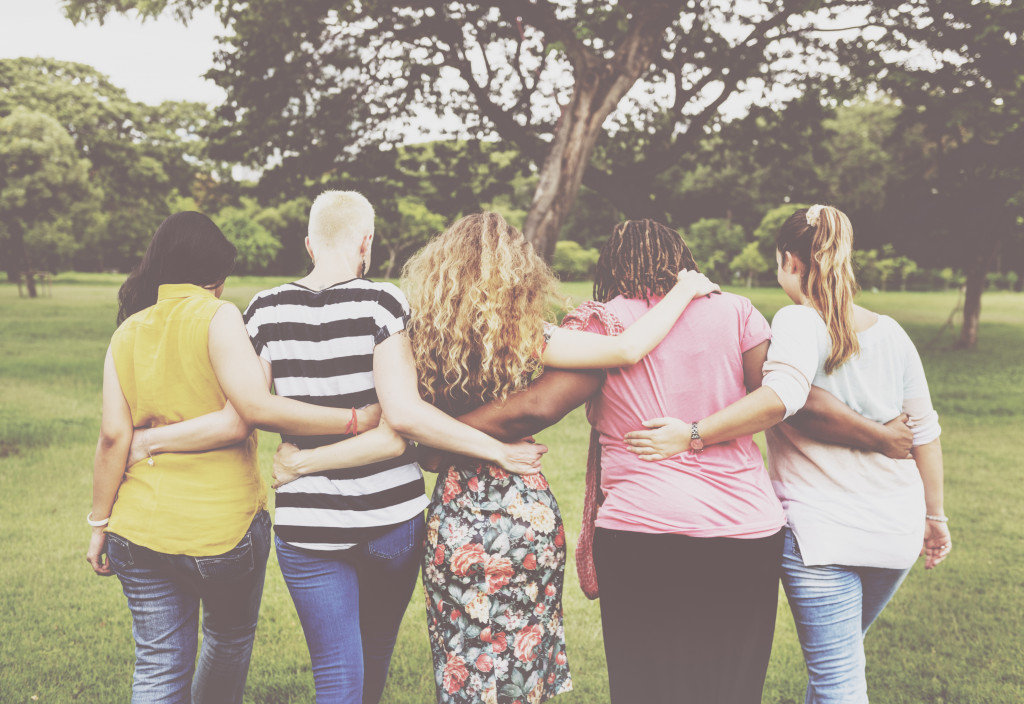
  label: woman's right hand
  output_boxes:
[675,269,720,299]
[356,403,383,432]
[272,442,306,489]
[87,527,113,576]
[126,427,151,468]
[497,439,548,475]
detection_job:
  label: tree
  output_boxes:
[730,242,771,288]
[685,217,747,283]
[66,0,973,261]
[865,1,1024,348]
[212,198,285,274]
[0,57,220,271]
[552,240,601,282]
[0,108,99,295]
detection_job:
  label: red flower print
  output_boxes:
[450,543,487,576]
[545,583,556,597]
[488,466,510,480]
[534,603,545,615]
[433,545,446,565]
[521,472,549,490]
[513,624,544,662]
[554,525,565,547]
[476,653,493,672]
[556,650,567,665]
[522,553,537,570]
[489,513,501,524]
[467,476,480,492]
[484,555,514,594]
[442,469,462,503]
[443,652,469,694]
[524,529,535,542]
[479,626,510,654]
[548,672,557,685]
[451,609,462,621]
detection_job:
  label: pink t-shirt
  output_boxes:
[579,292,785,539]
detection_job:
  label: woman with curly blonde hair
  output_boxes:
[403,212,717,704]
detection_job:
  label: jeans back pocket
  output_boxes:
[367,517,422,560]
[105,533,135,572]
[195,532,255,581]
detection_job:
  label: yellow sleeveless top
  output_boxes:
[107,283,266,555]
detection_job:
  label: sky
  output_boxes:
[0,0,227,106]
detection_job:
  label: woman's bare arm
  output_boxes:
[87,347,133,576]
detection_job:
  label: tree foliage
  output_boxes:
[0,107,99,288]
[64,0,1001,260]
[0,57,218,271]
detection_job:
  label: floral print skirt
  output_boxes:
[424,463,573,704]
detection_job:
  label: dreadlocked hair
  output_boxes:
[593,219,699,303]
[401,212,561,410]
[777,205,860,374]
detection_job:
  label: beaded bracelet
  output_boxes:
[925,514,949,523]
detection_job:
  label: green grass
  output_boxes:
[1,276,1022,703]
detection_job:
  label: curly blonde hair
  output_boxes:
[401,212,560,409]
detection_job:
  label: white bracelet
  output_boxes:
[87,511,109,527]
[925,514,949,523]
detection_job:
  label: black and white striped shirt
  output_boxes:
[243,279,428,550]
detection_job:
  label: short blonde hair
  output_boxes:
[308,190,375,255]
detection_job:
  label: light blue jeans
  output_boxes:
[107,510,271,704]
[275,515,425,704]
[781,527,910,704]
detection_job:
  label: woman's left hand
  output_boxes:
[87,527,113,576]
[921,520,952,569]
[272,442,305,489]
[624,417,691,461]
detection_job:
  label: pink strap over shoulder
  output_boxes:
[560,301,624,600]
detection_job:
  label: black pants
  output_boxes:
[593,527,784,704]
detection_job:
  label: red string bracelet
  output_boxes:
[345,407,359,436]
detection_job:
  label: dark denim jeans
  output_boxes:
[107,510,271,704]
[275,514,425,704]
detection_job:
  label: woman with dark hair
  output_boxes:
[86,212,386,704]
[626,205,950,703]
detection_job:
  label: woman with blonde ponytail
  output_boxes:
[625,204,951,703]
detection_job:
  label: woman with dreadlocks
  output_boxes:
[625,205,950,703]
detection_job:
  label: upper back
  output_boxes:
[599,291,770,424]
[111,283,228,428]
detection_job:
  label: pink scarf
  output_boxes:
[560,301,624,600]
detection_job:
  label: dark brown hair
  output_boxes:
[117,212,236,325]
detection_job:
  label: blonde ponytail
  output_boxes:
[777,205,860,374]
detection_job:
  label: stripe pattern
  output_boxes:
[243,279,428,550]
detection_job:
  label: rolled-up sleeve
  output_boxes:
[761,305,823,419]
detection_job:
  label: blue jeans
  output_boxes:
[781,527,910,704]
[275,515,425,704]
[107,510,271,704]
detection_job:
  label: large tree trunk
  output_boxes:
[522,8,672,260]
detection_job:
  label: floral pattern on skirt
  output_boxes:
[424,462,573,704]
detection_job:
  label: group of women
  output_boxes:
[87,199,950,704]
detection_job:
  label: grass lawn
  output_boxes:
[1,274,1022,703]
